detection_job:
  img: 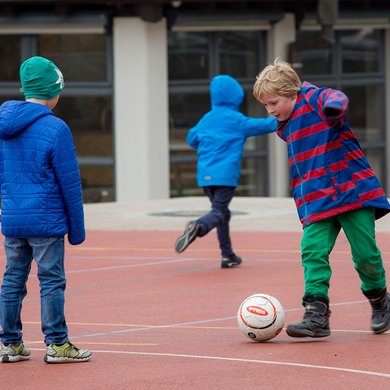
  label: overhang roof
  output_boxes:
[0,1,389,25]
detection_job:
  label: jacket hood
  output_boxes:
[0,100,52,140]
[210,75,244,110]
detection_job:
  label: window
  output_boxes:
[168,30,269,197]
[37,34,108,81]
[0,33,113,203]
[169,32,209,80]
[54,95,113,202]
[290,29,386,189]
[219,31,260,78]
[0,36,21,82]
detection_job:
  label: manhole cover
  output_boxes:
[149,210,248,217]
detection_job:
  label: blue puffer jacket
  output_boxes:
[187,75,277,187]
[0,100,85,245]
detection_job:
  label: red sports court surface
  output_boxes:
[1,229,390,389]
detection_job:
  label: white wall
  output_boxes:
[267,13,296,197]
[113,17,169,202]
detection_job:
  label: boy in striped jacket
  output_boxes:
[253,59,390,338]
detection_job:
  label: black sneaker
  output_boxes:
[175,221,199,253]
[221,254,242,269]
[367,291,390,334]
[286,299,330,338]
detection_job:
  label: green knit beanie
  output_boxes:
[20,56,65,99]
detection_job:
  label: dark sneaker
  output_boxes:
[221,254,242,269]
[286,299,330,338]
[368,292,390,334]
[44,342,92,363]
[1,343,31,363]
[175,221,199,253]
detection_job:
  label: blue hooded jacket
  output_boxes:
[0,100,85,245]
[187,75,276,187]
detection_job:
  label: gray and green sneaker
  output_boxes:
[44,342,92,363]
[1,343,31,363]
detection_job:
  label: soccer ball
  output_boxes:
[237,293,285,342]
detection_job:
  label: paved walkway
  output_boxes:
[84,196,390,233]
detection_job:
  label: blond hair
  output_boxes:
[253,58,301,101]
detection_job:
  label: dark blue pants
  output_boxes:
[197,186,235,258]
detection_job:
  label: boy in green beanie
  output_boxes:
[0,56,92,363]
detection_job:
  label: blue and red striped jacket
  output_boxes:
[278,82,390,227]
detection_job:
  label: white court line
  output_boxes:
[67,257,202,274]
[25,255,364,276]
[68,316,238,339]
[27,257,202,277]
[67,300,368,340]
[28,347,390,379]
[32,253,364,276]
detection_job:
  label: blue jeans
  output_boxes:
[0,237,68,345]
[197,186,235,257]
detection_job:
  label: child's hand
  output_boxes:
[321,89,348,127]
[324,107,347,128]
[324,107,341,117]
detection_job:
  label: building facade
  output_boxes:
[0,0,389,202]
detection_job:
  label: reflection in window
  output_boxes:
[291,29,382,77]
[168,32,209,80]
[343,85,382,142]
[37,35,108,81]
[80,165,114,203]
[0,36,21,81]
[169,92,210,146]
[244,95,268,151]
[169,92,209,196]
[219,31,259,78]
[53,96,112,163]
[54,96,113,203]
[170,162,198,197]
[289,31,333,76]
[341,30,381,73]
[363,148,384,187]
[237,157,266,196]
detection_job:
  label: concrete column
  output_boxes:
[267,13,296,197]
[113,17,169,201]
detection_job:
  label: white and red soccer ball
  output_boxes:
[237,293,285,342]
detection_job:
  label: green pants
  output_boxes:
[301,207,386,303]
